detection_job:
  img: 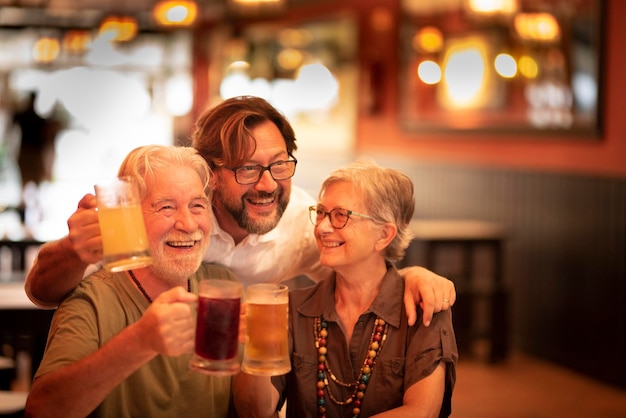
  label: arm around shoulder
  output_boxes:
[25,236,89,308]
[400,265,456,327]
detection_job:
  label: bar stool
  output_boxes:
[401,219,509,363]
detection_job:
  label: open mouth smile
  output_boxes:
[166,240,199,249]
[246,195,276,207]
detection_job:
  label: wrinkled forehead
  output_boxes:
[319,180,362,208]
[143,165,207,200]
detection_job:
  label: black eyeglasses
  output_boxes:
[225,156,297,185]
[308,205,375,229]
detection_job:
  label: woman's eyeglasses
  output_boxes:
[308,205,375,229]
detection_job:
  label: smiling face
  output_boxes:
[212,120,292,243]
[141,164,211,285]
[314,181,385,273]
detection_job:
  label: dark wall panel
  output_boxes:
[382,158,626,388]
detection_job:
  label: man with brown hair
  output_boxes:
[25,96,455,325]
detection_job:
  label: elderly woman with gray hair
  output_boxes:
[233,159,458,418]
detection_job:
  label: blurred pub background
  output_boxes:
[0,0,624,416]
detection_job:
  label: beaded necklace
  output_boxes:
[128,269,191,303]
[315,316,389,418]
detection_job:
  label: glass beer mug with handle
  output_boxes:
[190,279,243,376]
[242,283,291,376]
[94,176,153,272]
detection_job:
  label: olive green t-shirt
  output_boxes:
[35,263,239,418]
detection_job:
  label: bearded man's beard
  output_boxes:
[219,188,290,235]
[148,233,207,286]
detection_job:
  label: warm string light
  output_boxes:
[153,0,198,27]
[33,37,60,63]
[62,30,93,54]
[227,0,286,17]
[98,15,138,42]
[514,13,561,42]
[465,0,519,14]
[33,30,91,64]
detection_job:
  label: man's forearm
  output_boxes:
[25,237,88,308]
[232,372,279,418]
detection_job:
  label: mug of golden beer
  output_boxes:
[242,283,291,376]
[189,279,243,376]
[94,177,153,272]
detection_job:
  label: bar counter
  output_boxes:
[0,273,55,393]
[0,274,39,310]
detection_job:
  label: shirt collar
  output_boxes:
[298,265,404,329]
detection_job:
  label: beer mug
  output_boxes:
[190,279,243,376]
[94,177,152,272]
[242,283,291,376]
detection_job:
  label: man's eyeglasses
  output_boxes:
[308,205,375,229]
[225,156,297,185]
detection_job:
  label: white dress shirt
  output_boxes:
[204,185,331,286]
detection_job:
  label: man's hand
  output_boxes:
[401,266,456,327]
[67,193,103,264]
[139,287,198,356]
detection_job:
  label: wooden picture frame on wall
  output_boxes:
[398,0,605,137]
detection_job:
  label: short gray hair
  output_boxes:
[318,159,414,262]
[117,145,212,200]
